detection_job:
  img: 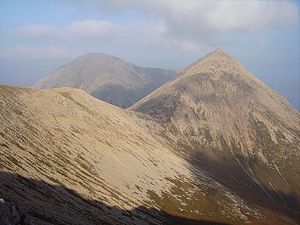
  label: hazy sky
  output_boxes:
[0,0,299,108]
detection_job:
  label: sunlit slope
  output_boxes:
[131,49,300,211]
[0,83,298,224]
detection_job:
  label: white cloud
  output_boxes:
[10,19,204,52]
[66,20,120,39]
[7,1,300,54]
[103,0,299,42]
[205,0,298,31]
[0,46,73,59]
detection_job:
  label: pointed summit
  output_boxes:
[203,47,234,61]
[213,47,225,52]
[130,48,300,210]
[205,47,227,57]
[130,48,262,113]
[179,48,247,80]
[193,48,229,62]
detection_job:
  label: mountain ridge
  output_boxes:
[32,53,177,108]
[1,48,300,224]
[1,84,299,225]
[130,49,300,211]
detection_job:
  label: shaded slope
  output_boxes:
[0,85,298,224]
[130,49,300,210]
[0,172,232,225]
[32,53,176,108]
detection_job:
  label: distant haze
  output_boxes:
[32,53,176,108]
[0,0,299,109]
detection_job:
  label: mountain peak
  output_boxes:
[204,48,231,59]
[205,48,232,60]
[75,52,123,63]
[131,48,299,126]
[130,48,300,215]
[178,48,246,80]
[32,52,176,108]
[210,47,225,54]
[196,48,234,64]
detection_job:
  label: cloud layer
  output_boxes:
[1,0,299,59]
[103,0,299,42]
[12,20,120,40]
[0,46,73,59]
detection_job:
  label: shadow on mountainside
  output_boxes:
[0,171,230,225]
[186,150,300,224]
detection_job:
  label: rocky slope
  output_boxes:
[32,53,176,108]
[1,84,299,224]
[1,49,300,225]
[130,48,300,212]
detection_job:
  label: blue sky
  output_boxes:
[0,0,299,108]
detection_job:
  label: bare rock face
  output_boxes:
[131,48,300,210]
[32,53,176,108]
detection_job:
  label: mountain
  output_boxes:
[1,84,298,225]
[32,53,176,108]
[1,49,300,225]
[130,48,300,211]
